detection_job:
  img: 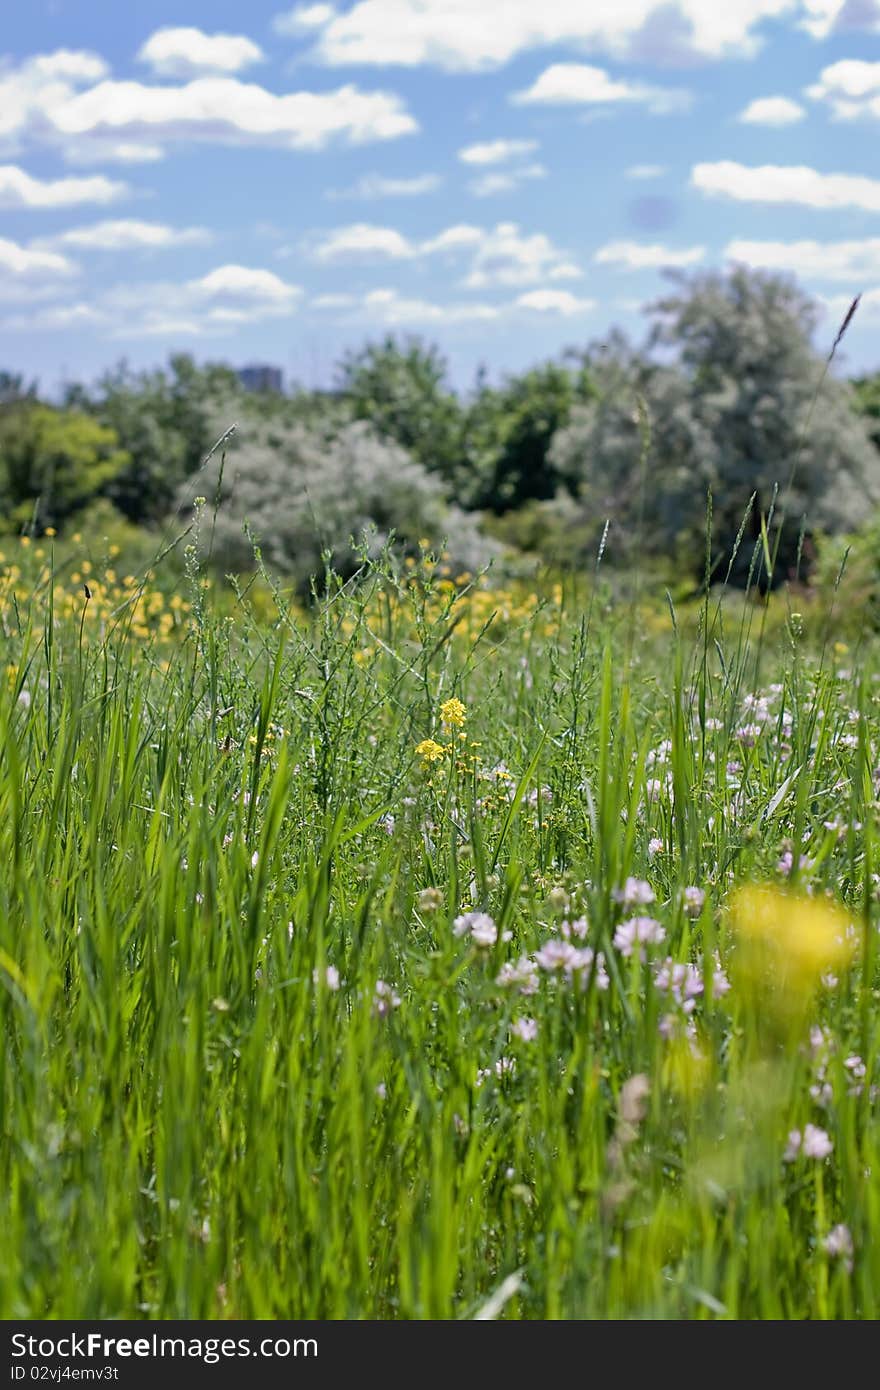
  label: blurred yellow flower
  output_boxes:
[729,884,857,1019]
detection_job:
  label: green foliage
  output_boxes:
[467,360,595,512]
[72,353,241,524]
[851,371,880,453]
[550,271,880,584]
[0,401,129,532]
[337,334,465,489]
[177,411,498,593]
[3,542,880,1317]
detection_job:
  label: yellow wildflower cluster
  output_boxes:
[0,536,190,647]
[439,697,467,728]
[415,738,446,766]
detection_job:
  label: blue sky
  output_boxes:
[3,0,880,392]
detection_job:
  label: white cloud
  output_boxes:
[738,94,806,124]
[798,0,880,39]
[515,289,596,315]
[691,160,880,211]
[311,292,358,308]
[1,302,110,332]
[468,164,546,197]
[806,60,880,119]
[594,240,705,270]
[0,164,128,208]
[305,218,581,286]
[0,237,78,300]
[138,28,265,78]
[419,225,484,254]
[513,63,690,113]
[97,264,303,337]
[311,222,416,260]
[458,138,539,165]
[62,141,165,165]
[46,76,418,153]
[300,0,798,70]
[821,287,880,322]
[625,163,668,179]
[273,4,338,37]
[325,172,442,198]
[361,287,501,324]
[725,236,880,280]
[463,222,582,288]
[39,220,212,252]
[0,50,109,142]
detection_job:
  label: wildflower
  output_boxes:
[534,939,577,971]
[613,877,655,908]
[803,1124,833,1160]
[378,814,395,836]
[250,850,259,869]
[682,886,705,917]
[453,911,498,947]
[560,915,589,940]
[372,980,401,1018]
[476,1056,516,1086]
[613,916,665,959]
[511,1017,538,1043]
[415,738,445,766]
[439,697,466,728]
[497,956,539,995]
[416,886,444,914]
[729,884,857,1017]
[313,965,340,991]
[654,959,704,1012]
[648,836,664,857]
[376,1082,387,1100]
[619,1074,650,1127]
[824,1224,854,1269]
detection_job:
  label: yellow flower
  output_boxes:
[415,738,446,766]
[439,696,466,728]
[728,884,857,1024]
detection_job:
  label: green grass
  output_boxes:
[2,539,879,1319]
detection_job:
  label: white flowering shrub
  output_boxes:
[177,414,497,592]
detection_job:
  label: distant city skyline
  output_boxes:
[3,1,880,393]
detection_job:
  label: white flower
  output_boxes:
[313,965,340,991]
[453,910,498,946]
[511,1017,538,1043]
[613,877,655,907]
[372,979,401,1017]
[614,916,665,959]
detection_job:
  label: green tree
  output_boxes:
[0,402,129,532]
[75,354,240,523]
[336,336,465,489]
[550,270,880,584]
[466,359,595,512]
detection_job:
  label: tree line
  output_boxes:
[2,266,880,591]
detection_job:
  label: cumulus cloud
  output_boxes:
[304,219,581,286]
[0,164,128,208]
[798,0,880,39]
[806,59,880,119]
[0,50,418,162]
[738,95,806,124]
[137,27,265,78]
[462,222,582,288]
[0,49,109,144]
[512,63,691,113]
[360,287,501,324]
[296,0,797,70]
[691,159,880,211]
[458,138,539,165]
[594,240,705,270]
[325,172,442,199]
[725,235,880,280]
[468,164,546,197]
[273,4,338,37]
[515,289,596,315]
[37,220,212,252]
[310,222,416,260]
[0,236,78,301]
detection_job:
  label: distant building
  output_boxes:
[238,364,283,394]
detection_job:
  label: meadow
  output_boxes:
[1,523,879,1320]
